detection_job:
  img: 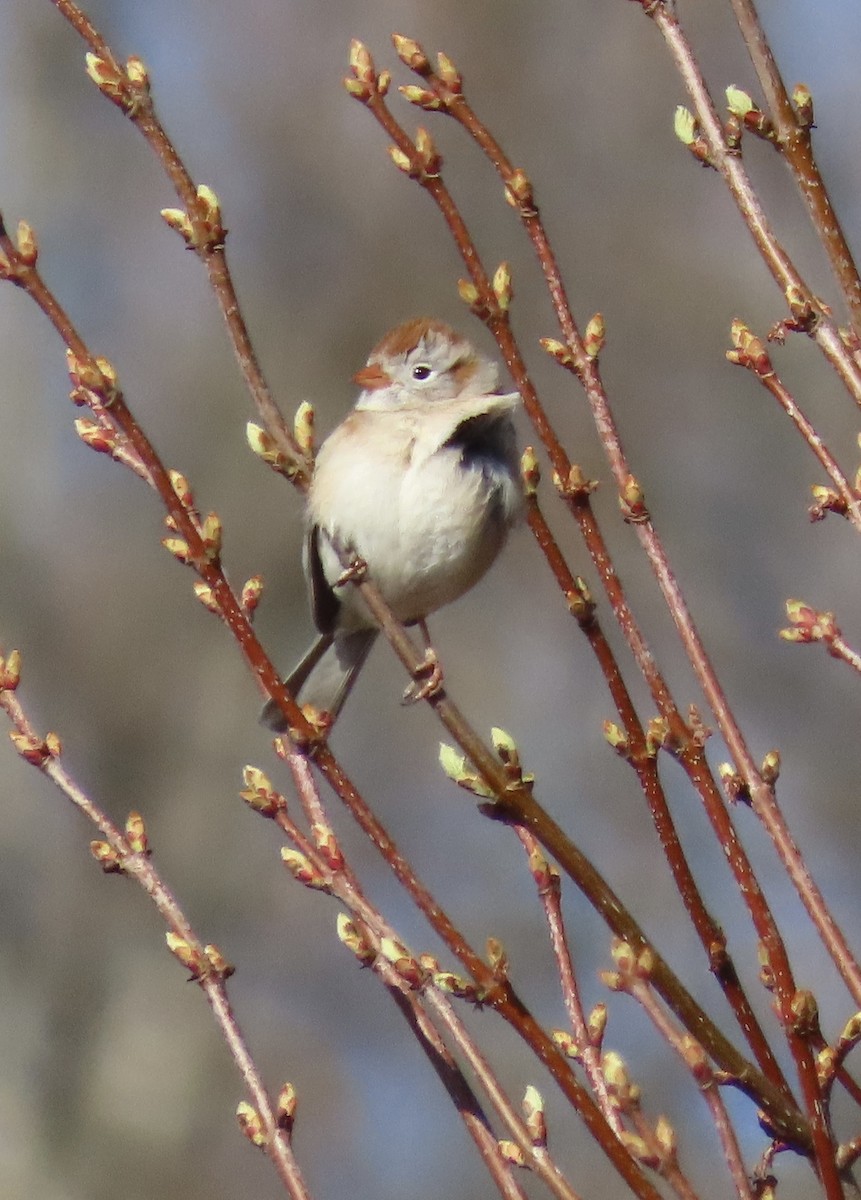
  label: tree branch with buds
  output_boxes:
[4,3,861,1199]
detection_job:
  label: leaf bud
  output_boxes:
[435,51,462,92]
[276,1082,298,1131]
[124,810,149,855]
[15,220,38,266]
[492,261,513,312]
[236,1100,267,1148]
[293,401,315,456]
[520,446,540,496]
[391,33,431,74]
[583,313,605,359]
[0,649,21,691]
[399,85,442,111]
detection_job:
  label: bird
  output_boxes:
[262,317,523,730]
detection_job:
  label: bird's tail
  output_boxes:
[260,629,378,730]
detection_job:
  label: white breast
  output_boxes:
[308,406,520,629]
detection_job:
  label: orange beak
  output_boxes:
[352,361,391,390]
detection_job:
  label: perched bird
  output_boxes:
[262,317,522,729]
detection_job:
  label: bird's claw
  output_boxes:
[334,555,368,589]
[401,648,444,705]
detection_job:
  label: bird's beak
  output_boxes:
[352,362,391,390]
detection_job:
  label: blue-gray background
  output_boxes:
[1,2,860,1198]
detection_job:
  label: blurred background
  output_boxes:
[1,2,861,1197]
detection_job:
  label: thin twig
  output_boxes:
[525,496,791,1097]
[348,48,813,1149]
[728,0,861,338]
[744,354,861,531]
[727,317,861,528]
[49,0,303,476]
[274,750,586,1200]
[514,827,625,1138]
[614,961,755,1200]
[643,2,861,405]
[0,683,311,1199]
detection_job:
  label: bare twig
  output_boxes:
[49,0,305,477]
[346,42,817,1151]
[0,674,311,1199]
[525,492,790,1097]
[514,827,625,1138]
[728,0,861,338]
[269,750,587,1200]
[605,942,755,1200]
[727,319,861,529]
[642,1,861,406]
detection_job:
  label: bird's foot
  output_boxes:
[333,555,368,589]
[401,648,444,705]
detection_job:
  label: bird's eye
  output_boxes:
[411,363,433,381]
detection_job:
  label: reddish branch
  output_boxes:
[33,8,810,1165]
[0,681,311,1198]
[643,2,861,409]
[525,492,789,1098]
[729,0,861,339]
[727,320,861,531]
[356,26,857,1193]
[349,37,821,1145]
[11,5,861,1196]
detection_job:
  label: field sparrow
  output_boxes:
[262,317,522,729]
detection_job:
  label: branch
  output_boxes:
[728,0,861,338]
[0,665,311,1198]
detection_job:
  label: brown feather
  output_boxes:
[369,317,461,359]
[448,355,480,392]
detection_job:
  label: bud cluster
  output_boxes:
[726,319,774,376]
[343,40,391,105]
[166,932,235,982]
[779,598,839,647]
[388,126,442,182]
[161,185,225,254]
[85,52,151,117]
